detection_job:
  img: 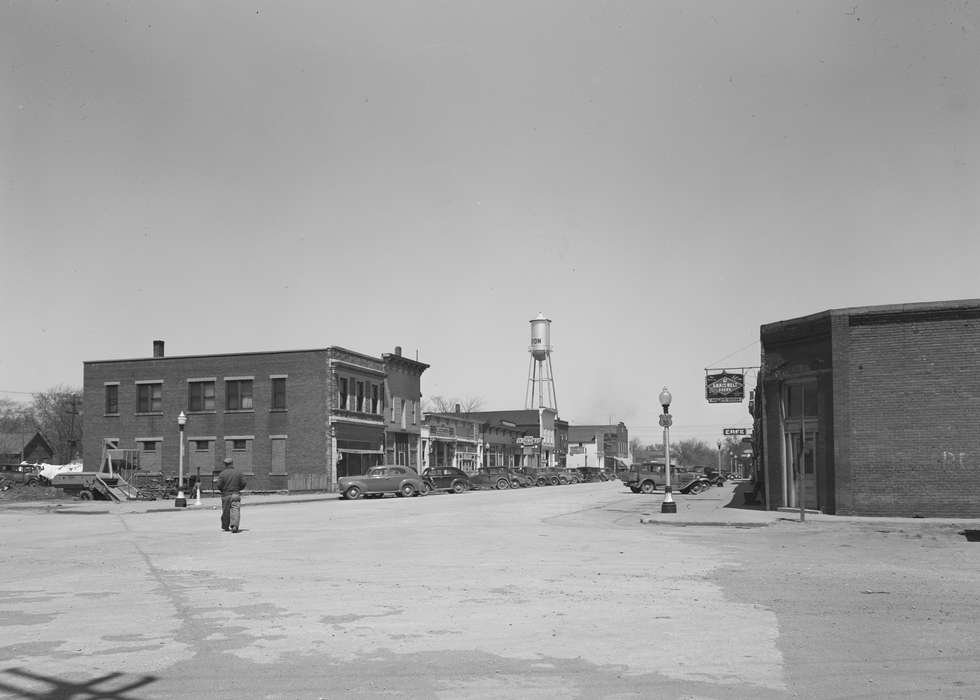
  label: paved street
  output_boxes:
[1,483,978,699]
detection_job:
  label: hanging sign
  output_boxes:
[705,372,745,403]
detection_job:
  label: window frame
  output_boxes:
[271,376,287,411]
[104,383,119,415]
[225,377,254,412]
[188,379,216,412]
[135,380,163,414]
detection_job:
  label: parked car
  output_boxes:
[524,467,561,486]
[338,465,427,500]
[470,466,526,490]
[422,466,471,494]
[0,464,41,487]
[558,468,582,484]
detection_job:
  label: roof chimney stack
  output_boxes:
[394,346,402,356]
[455,403,461,414]
[153,340,165,358]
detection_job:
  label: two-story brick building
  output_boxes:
[382,347,429,469]
[755,299,980,517]
[83,341,407,492]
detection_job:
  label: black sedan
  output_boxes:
[422,467,471,494]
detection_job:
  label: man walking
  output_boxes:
[216,457,247,533]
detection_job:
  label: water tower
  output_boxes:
[525,313,557,410]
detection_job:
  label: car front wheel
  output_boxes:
[495,478,509,490]
[451,481,466,494]
[640,481,655,494]
[344,485,362,500]
[400,483,417,497]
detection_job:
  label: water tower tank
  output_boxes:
[529,313,551,361]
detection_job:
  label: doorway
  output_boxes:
[782,380,819,510]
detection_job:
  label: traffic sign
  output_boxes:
[723,428,747,436]
[658,414,673,428]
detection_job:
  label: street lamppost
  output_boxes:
[175,411,187,508]
[659,387,676,514]
[717,439,723,478]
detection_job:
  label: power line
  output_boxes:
[0,389,38,395]
[706,339,760,369]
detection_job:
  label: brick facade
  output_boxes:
[759,299,980,517]
[83,343,401,493]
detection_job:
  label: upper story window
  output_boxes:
[104,384,119,415]
[339,377,349,410]
[356,381,365,412]
[271,377,287,410]
[136,382,162,413]
[785,381,818,419]
[225,379,253,411]
[371,385,380,414]
[188,380,215,412]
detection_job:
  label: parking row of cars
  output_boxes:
[337,464,608,500]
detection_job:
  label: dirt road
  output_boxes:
[0,483,976,699]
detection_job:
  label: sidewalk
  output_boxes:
[636,482,980,528]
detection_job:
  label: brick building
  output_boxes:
[755,299,980,517]
[83,341,407,492]
[382,347,429,469]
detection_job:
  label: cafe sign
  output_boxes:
[705,372,745,403]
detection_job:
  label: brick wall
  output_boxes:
[838,314,980,517]
[83,349,330,491]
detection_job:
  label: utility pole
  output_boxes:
[64,396,80,462]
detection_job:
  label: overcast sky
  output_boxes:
[2,1,977,446]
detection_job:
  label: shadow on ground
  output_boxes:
[723,480,766,511]
[0,667,158,699]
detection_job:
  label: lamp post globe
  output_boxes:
[175,411,187,508]
[659,387,672,413]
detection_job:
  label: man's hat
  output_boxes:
[223,457,234,465]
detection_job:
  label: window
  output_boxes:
[194,440,210,451]
[226,379,253,410]
[271,437,287,474]
[104,384,119,415]
[136,382,162,413]
[339,377,349,410]
[188,381,215,412]
[271,378,287,410]
[371,384,380,414]
[356,381,365,412]
[411,400,417,425]
[142,440,158,452]
[785,382,818,418]
[232,439,247,450]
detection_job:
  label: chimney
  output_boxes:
[394,346,402,356]
[455,403,461,414]
[153,340,165,358]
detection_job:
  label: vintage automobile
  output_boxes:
[470,466,528,490]
[524,467,561,486]
[0,464,41,487]
[338,465,427,500]
[421,466,471,494]
[558,468,582,484]
[621,461,712,495]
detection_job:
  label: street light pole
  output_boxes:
[175,411,187,508]
[659,387,676,514]
[717,440,722,477]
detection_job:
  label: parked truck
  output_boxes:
[51,449,167,501]
[620,461,711,495]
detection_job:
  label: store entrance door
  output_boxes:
[785,425,818,510]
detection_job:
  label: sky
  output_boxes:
[2,1,978,447]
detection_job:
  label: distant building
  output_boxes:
[435,408,564,469]
[755,298,980,517]
[83,340,422,492]
[0,431,55,465]
[566,423,630,472]
[382,347,430,469]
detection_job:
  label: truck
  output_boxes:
[51,449,168,501]
[620,461,711,495]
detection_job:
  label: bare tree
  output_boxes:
[424,395,484,415]
[0,397,38,455]
[31,385,82,462]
